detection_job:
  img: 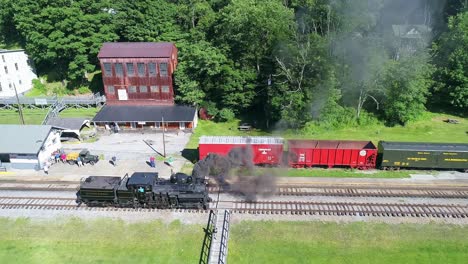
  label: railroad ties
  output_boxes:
[230,201,468,218]
[0,196,467,219]
[275,186,468,199]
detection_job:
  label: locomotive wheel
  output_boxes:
[67,160,75,165]
[89,161,95,165]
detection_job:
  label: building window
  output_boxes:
[103,63,112,76]
[160,63,168,77]
[161,85,170,93]
[4,66,8,74]
[15,63,18,71]
[137,63,145,76]
[107,85,115,94]
[128,86,137,93]
[139,86,148,93]
[126,63,135,76]
[115,63,123,76]
[148,62,157,76]
[150,85,159,93]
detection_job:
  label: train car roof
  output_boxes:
[288,140,376,149]
[379,141,468,152]
[80,176,121,189]
[127,172,158,186]
[199,136,284,145]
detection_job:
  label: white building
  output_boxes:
[0,125,62,170]
[0,49,37,97]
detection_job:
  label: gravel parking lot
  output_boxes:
[62,131,191,161]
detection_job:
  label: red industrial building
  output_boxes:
[198,136,284,166]
[98,42,178,105]
[93,42,197,131]
[288,140,377,169]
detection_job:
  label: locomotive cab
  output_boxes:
[126,172,158,207]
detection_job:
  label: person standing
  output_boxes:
[111,156,117,167]
[150,156,155,168]
[77,156,82,167]
[54,152,60,164]
[43,163,49,175]
[61,153,66,163]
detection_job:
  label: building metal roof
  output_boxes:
[288,140,376,150]
[46,117,88,131]
[379,141,468,152]
[97,42,175,58]
[0,125,53,154]
[199,136,284,145]
[92,105,196,122]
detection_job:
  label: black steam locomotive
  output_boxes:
[76,172,211,209]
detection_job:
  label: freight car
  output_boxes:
[76,172,210,209]
[198,136,468,171]
[378,141,468,171]
[199,136,284,166]
[288,140,377,169]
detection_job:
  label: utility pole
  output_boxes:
[161,116,166,157]
[12,80,25,125]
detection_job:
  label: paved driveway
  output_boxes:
[62,132,191,160]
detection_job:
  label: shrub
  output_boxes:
[218,108,235,121]
[78,86,92,94]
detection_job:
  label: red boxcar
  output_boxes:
[288,140,377,169]
[199,136,284,165]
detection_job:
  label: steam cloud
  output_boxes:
[192,146,277,201]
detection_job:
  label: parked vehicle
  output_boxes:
[66,150,99,165]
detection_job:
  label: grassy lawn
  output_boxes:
[229,221,468,264]
[0,109,48,125]
[0,218,203,264]
[287,112,468,143]
[59,107,100,119]
[0,107,100,125]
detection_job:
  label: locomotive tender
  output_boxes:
[199,136,468,171]
[76,172,210,209]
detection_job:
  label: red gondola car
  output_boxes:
[199,136,284,166]
[288,140,377,169]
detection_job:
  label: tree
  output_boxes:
[381,54,434,125]
[432,11,468,111]
[271,32,333,126]
[12,0,118,83]
[113,0,184,42]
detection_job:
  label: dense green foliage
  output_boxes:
[229,221,468,264]
[0,0,466,127]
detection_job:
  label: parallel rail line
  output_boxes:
[1,183,468,199]
[0,197,467,218]
[226,201,468,218]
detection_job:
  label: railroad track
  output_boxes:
[1,182,468,199]
[223,201,468,218]
[1,196,467,218]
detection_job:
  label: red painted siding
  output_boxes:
[198,136,284,166]
[98,43,178,106]
[288,140,377,169]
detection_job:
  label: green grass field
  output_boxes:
[0,109,49,124]
[0,218,203,264]
[0,108,100,125]
[229,221,468,264]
